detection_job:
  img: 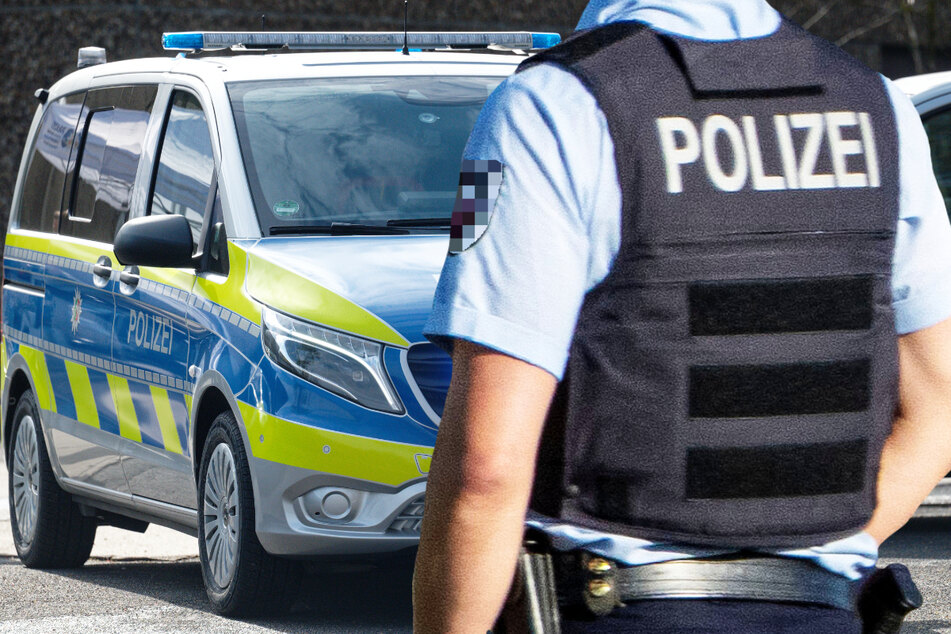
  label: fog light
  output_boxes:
[299,486,366,524]
[321,491,352,519]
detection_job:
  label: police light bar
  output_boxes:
[162,31,561,52]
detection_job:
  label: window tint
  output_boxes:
[61,85,157,243]
[150,91,215,247]
[16,93,85,232]
[923,107,951,218]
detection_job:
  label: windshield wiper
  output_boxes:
[270,222,410,236]
[386,217,451,228]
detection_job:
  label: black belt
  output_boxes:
[554,552,858,617]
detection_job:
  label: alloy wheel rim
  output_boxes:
[11,416,40,546]
[203,443,239,588]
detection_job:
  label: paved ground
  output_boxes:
[0,461,948,632]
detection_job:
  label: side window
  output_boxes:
[61,85,157,243]
[150,90,215,247]
[923,107,951,218]
[16,93,85,232]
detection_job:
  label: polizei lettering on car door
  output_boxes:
[127,309,173,354]
[656,111,880,194]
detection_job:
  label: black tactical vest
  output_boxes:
[522,19,900,548]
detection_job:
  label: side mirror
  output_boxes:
[114,214,195,268]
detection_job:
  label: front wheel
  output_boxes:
[8,390,96,568]
[198,410,300,616]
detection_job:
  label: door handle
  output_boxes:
[119,265,140,294]
[92,255,112,288]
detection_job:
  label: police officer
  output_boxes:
[413,0,951,631]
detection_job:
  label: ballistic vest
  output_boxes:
[522,19,900,548]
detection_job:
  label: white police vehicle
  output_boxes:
[2,30,558,614]
[893,70,951,514]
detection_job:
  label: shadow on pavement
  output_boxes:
[34,551,415,632]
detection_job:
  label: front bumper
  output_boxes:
[251,455,425,556]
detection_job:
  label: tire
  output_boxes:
[198,410,300,616]
[8,390,96,568]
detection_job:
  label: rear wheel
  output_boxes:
[8,390,96,568]
[198,410,300,615]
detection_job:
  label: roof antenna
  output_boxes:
[401,1,410,55]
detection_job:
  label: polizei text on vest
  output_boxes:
[657,112,880,194]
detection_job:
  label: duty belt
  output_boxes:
[556,553,858,617]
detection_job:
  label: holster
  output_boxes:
[493,536,562,634]
[857,563,922,634]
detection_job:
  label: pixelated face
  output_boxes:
[449,159,504,254]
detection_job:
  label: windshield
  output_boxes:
[228,75,504,235]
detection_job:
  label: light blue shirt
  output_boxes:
[425,0,951,580]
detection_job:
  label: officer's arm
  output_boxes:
[866,315,951,543]
[413,341,557,634]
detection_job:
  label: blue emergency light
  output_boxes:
[162,31,561,52]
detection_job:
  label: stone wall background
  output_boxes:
[2,1,949,230]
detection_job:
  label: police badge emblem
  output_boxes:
[70,288,83,335]
[449,159,504,254]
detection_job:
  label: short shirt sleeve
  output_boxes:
[424,64,620,379]
[886,77,951,334]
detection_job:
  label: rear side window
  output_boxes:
[150,90,215,247]
[61,85,157,243]
[16,93,85,232]
[923,107,951,218]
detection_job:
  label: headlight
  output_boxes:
[261,307,404,414]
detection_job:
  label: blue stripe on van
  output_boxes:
[87,368,120,436]
[167,390,190,457]
[127,380,165,449]
[44,355,77,421]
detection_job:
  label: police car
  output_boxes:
[893,70,951,515]
[1,30,558,614]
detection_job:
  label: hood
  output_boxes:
[246,235,448,345]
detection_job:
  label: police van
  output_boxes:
[2,30,557,614]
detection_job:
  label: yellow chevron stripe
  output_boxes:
[237,401,429,487]
[107,375,141,442]
[65,361,99,428]
[19,347,56,413]
[150,386,183,455]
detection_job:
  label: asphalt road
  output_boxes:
[0,555,415,633]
